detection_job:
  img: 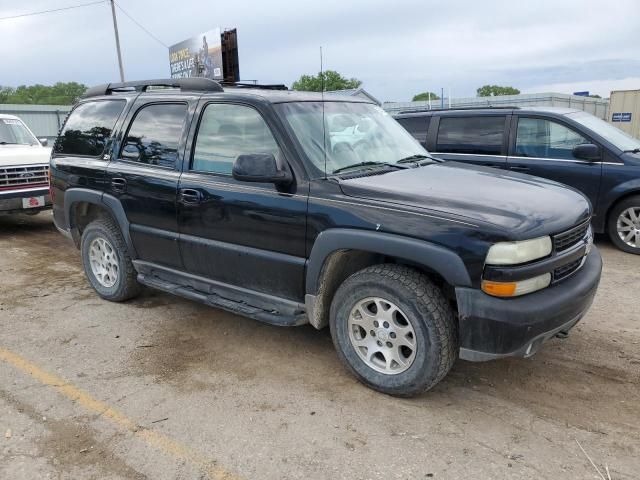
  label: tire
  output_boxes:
[607,195,640,255]
[80,216,141,301]
[329,264,458,397]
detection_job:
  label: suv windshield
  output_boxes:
[277,102,429,176]
[567,111,640,152]
[0,118,38,145]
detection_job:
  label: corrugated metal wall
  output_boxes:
[0,104,71,141]
[384,92,610,119]
[607,90,640,139]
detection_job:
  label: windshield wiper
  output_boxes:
[332,161,407,174]
[623,148,640,154]
[0,142,18,145]
[397,154,440,165]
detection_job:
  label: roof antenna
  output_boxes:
[320,46,328,179]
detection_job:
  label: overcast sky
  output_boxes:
[1,0,638,101]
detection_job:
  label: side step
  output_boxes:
[137,271,308,327]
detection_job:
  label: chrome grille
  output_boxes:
[553,220,590,252]
[0,164,49,190]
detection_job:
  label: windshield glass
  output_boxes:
[0,118,38,145]
[276,102,428,176]
[567,111,640,151]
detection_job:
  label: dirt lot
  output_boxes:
[0,212,638,480]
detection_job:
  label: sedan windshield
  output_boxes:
[276,101,429,176]
[567,111,640,152]
[0,118,38,145]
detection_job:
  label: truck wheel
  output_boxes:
[330,264,458,397]
[608,195,640,254]
[80,217,141,301]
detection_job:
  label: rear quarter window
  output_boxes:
[436,116,506,155]
[54,100,125,157]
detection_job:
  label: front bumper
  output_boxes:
[0,186,51,215]
[456,247,602,361]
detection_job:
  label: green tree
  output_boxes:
[412,91,440,101]
[291,70,362,92]
[587,94,602,99]
[0,82,87,105]
[476,85,520,97]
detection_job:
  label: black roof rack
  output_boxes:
[221,81,288,91]
[82,78,224,98]
[396,105,521,115]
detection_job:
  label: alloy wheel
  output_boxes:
[617,207,640,249]
[88,237,119,288]
[347,297,417,374]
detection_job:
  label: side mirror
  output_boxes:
[38,138,48,146]
[573,143,600,161]
[232,153,292,185]
[122,143,141,161]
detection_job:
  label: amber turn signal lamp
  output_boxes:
[481,280,517,297]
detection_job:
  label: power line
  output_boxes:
[114,1,168,48]
[0,0,106,22]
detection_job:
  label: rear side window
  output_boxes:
[436,116,505,155]
[120,103,187,168]
[396,116,430,145]
[54,100,125,156]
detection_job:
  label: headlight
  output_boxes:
[485,236,552,265]
[482,273,551,297]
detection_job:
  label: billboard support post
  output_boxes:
[109,0,125,82]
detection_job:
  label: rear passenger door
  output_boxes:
[507,115,602,207]
[427,115,509,169]
[106,98,194,269]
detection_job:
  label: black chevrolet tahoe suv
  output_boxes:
[51,79,602,396]
[395,107,640,254]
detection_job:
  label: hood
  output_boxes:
[0,144,52,167]
[339,162,591,239]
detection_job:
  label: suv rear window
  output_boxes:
[54,100,125,156]
[436,116,505,155]
[396,116,430,145]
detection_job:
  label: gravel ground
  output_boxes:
[0,212,638,480]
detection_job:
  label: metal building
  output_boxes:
[0,104,71,142]
[384,92,609,119]
[608,89,640,139]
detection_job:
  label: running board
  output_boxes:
[134,261,308,327]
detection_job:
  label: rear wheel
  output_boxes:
[608,195,640,254]
[80,217,141,301]
[330,264,458,397]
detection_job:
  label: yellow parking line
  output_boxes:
[0,347,240,480]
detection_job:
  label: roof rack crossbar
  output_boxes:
[395,105,521,114]
[221,81,288,91]
[82,78,224,98]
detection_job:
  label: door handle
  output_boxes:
[111,177,127,192]
[179,188,202,204]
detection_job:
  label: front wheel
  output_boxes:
[608,196,640,254]
[330,264,458,397]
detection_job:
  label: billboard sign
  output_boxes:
[612,112,632,122]
[573,91,589,97]
[169,28,223,80]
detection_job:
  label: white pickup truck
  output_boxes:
[0,114,52,215]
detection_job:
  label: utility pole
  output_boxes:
[109,0,125,82]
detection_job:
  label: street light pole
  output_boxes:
[109,0,125,82]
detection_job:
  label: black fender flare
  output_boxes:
[305,228,472,295]
[64,188,136,257]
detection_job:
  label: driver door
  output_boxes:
[177,101,308,302]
